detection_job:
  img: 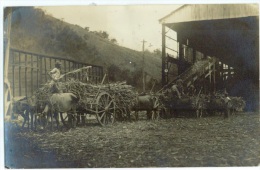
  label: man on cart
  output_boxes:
[48,61,62,93]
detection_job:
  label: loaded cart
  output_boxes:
[34,74,136,128]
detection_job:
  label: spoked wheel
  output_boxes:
[95,92,115,126]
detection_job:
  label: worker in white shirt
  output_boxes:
[48,61,62,93]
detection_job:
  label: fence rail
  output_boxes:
[8,48,103,97]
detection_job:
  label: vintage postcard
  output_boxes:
[2,2,259,168]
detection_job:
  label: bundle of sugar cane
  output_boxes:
[104,82,137,109]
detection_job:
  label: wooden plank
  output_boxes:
[165,35,177,42]
[77,63,80,80]
[44,57,47,82]
[64,60,67,81]
[39,56,42,87]
[10,64,39,69]
[166,46,178,53]
[18,52,21,96]
[9,48,104,92]
[80,63,83,81]
[25,54,27,96]
[12,51,15,97]
[10,48,102,68]
[49,58,52,71]
[161,4,259,24]
[31,54,33,95]
[162,24,166,86]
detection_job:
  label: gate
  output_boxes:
[8,48,103,97]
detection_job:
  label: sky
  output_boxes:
[39,5,182,52]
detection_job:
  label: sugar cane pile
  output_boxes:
[181,59,210,82]
[105,81,137,110]
[33,78,137,118]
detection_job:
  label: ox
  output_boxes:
[229,97,246,114]
[40,93,79,129]
[206,95,231,118]
[131,94,160,120]
[12,96,46,129]
[169,95,202,118]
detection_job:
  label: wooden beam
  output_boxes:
[18,53,21,96]
[192,48,196,63]
[25,55,27,96]
[31,54,33,95]
[162,24,166,86]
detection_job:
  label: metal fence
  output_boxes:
[8,48,103,97]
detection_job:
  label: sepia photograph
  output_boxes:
[2,1,259,168]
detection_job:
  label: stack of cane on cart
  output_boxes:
[34,78,137,121]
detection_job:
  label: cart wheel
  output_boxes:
[95,92,115,126]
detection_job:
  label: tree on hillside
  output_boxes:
[84,27,89,31]
[153,48,162,55]
[107,64,121,82]
[92,31,109,40]
[101,31,109,39]
[110,38,118,44]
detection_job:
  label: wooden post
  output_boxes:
[192,48,196,64]
[161,24,166,86]
[178,35,184,75]
[4,8,13,116]
[221,62,224,89]
[4,8,12,83]
[18,53,21,96]
[228,65,231,81]
[64,60,67,81]
[213,58,216,93]
[12,52,15,97]
[50,58,52,71]
[142,39,146,92]
[31,54,33,95]
[36,55,39,89]
[25,55,28,96]
[44,57,47,82]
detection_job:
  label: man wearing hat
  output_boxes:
[171,79,184,99]
[223,90,231,104]
[187,84,196,96]
[223,90,231,118]
[48,61,62,93]
[49,61,62,81]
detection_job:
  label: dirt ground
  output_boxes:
[4,112,260,168]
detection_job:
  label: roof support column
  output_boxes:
[161,24,166,86]
[178,38,184,75]
[192,48,196,63]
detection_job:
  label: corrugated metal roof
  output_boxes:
[159,4,259,24]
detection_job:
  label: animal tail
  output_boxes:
[71,94,80,103]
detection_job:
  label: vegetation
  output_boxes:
[5,113,260,168]
[8,7,163,92]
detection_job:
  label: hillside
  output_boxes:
[8,7,167,90]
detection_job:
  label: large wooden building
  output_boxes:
[160,4,259,111]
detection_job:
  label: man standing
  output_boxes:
[222,90,231,118]
[187,84,196,96]
[49,61,62,93]
[171,79,184,99]
[49,61,61,81]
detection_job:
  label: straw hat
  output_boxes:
[55,61,62,66]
